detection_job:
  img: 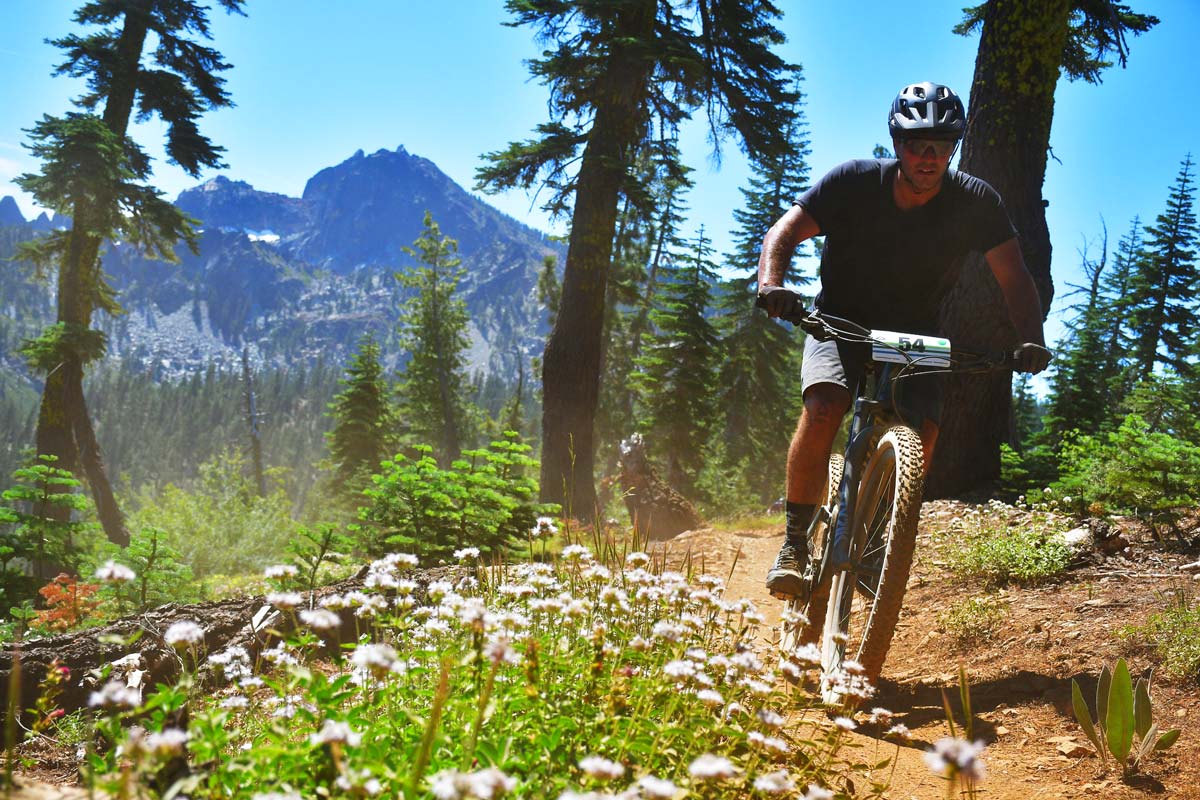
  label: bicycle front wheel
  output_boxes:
[820,425,924,703]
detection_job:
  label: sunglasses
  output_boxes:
[900,138,958,158]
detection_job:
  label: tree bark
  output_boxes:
[539,0,656,518]
[928,0,1066,497]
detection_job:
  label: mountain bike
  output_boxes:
[766,307,1019,703]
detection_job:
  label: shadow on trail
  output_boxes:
[856,669,1098,749]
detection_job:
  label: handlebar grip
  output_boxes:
[753,292,810,326]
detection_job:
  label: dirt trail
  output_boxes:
[659,501,1200,800]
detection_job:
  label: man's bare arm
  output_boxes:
[757,205,821,289]
[985,238,1052,373]
[984,238,1046,346]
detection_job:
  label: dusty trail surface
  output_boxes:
[660,500,1200,799]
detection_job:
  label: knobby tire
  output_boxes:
[820,425,924,702]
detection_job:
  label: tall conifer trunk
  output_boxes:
[33,8,151,545]
[539,0,655,517]
[928,0,1066,497]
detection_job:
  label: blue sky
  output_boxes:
[2,1,1198,358]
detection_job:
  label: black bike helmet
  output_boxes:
[888,82,965,140]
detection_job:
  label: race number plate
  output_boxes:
[870,329,952,368]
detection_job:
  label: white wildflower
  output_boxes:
[560,544,592,563]
[756,709,785,730]
[531,516,558,537]
[88,681,140,709]
[94,560,135,583]
[337,768,383,796]
[484,635,520,666]
[629,635,652,652]
[887,723,911,739]
[748,731,791,755]
[802,784,835,800]
[457,598,490,632]
[220,695,249,709]
[924,737,986,782]
[753,770,795,794]
[833,716,857,731]
[310,719,362,747]
[688,754,737,781]
[696,689,724,707]
[267,591,305,611]
[868,707,894,725]
[455,547,481,561]
[637,776,678,798]
[300,608,342,631]
[578,755,624,780]
[351,642,399,679]
[263,564,298,579]
[625,551,651,568]
[146,727,188,756]
[163,620,205,649]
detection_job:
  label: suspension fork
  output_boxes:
[827,398,884,572]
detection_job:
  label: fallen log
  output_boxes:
[0,565,459,719]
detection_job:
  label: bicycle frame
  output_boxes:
[818,364,905,580]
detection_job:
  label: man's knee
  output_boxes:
[800,383,851,431]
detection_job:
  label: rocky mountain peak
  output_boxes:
[0,196,25,226]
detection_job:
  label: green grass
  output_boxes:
[937,596,1008,645]
[1121,593,1200,682]
[944,520,1071,586]
[707,513,782,532]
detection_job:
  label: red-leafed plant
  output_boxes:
[34,574,101,632]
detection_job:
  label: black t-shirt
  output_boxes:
[796,159,1016,335]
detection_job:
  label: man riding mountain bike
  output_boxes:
[757,81,1052,599]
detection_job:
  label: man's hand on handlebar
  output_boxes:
[756,286,805,319]
[1014,343,1052,375]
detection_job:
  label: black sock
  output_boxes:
[785,502,816,546]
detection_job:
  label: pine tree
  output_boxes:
[14,0,244,544]
[394,212,477,465]
[477,0,799,517]
[596,146,693,481]
[1101,218,1144,405]
[1125,155,1199,381]
[631,228,720,495]
[1041,227,1116,442]
[326,334,393,494]
[1011,373,1041,449]
[711,76,811,502]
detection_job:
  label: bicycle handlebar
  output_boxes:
[753,293,1021,372]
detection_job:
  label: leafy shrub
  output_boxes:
[125,448,296,578]
[1071,658,1179,775]
[945,514,1071,585]
[938,596,1008,644]
[0,454,99,615]
[287,523,356,592]
[357,434,555,562]
[1056,414,1200,522]
[34,573,101,632]
[1121,593,1200,682]
[89,526,199,612]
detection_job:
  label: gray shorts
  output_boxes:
[800,336,946,427]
